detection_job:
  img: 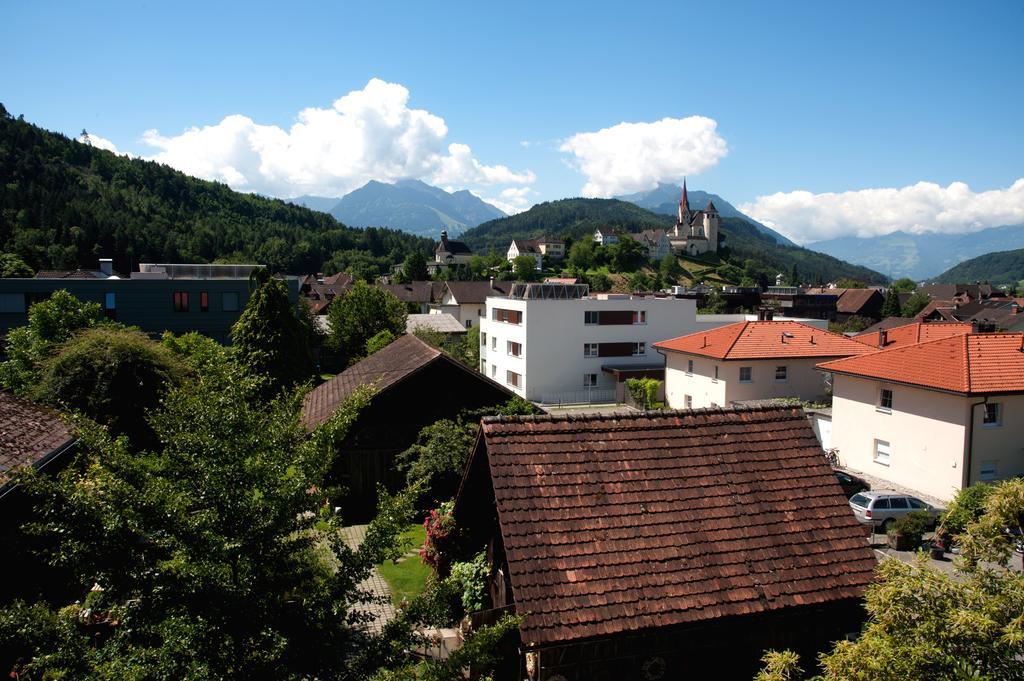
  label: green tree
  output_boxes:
[404,250,429,281]
[512,255,539,282]
[659,254,683,284]
[366,329,397,355]
[327,280,407,365]
[0,252,34,277]
[759,479,1024,680]
[586,271,612,292]
[609,237,646,273]
[0,290,102,394]
[567,239,596,271]
[35,327,190,447]
[789,262,799,286]
[901,290,931,317]
[880,286,902,318]
[891,277,917,293]
[698,288,727,314]
[231,276,314,394]
[628,270,652,292]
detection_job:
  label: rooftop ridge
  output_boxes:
[481,403,803,425]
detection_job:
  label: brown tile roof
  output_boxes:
[0,392,75,488]
[859,317,916,334]
[820,333,1024,395]
[378,281,444,305]
[302,334,442,430]
[443,280,514,304]
[472,407,876,646]
[852,320,973,349]
[836,288,883,314]
[511,239,540,253]
[654,321,873,360]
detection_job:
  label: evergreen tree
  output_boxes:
[231,275,314,394]
[880,286,902,318]
[659,253,682,284]
[404,250,429,281]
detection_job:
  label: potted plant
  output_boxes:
[887,511,930,551]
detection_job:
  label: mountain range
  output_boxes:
[808,224,1024,281]
[288,179,505,237]
[931,247,1024,285]
[616,183,797,247]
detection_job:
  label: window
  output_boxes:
[889,497,909,510]
[739,366,752,383]
[491,364,496,378]
[712,365,719,382]
[506,370,521,388]
[199,291,209,312]
[584,310,599,325]
[908,498,927,510]
[874,439,891,466]
[491,336,497,351]
[878,388,893,412]
[481,332,487,346]
[493,308,521,324]
[872,498,891,510]
[0,293,26,313]
[507,340,522,357]
[980,460,998,481]
[774,365,788,382]
[465,319,473,328]
[684,394,692,409]
[983,403,1001,426]
[104,292,117,320]
[173,291,189,312]
[583,373,598,387]
[222,291,239,312]
[584,343,599,357]
[686,359,694,375]
[632,310,647,325]
[632,342,646,356]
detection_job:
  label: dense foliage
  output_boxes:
[35,326,191,447]
[0,289,102,394]
[933,246,1024,286]
[231,274,315,393]
[326,281,408,365]
[0,105,432,276]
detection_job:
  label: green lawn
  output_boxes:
[377,523,431,606]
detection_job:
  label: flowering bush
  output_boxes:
[419,500,456,571]
[448,551,489,613]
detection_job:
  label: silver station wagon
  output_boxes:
[848,490,941,531]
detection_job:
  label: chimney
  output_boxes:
[99,258,113,277]
[489,276,496,290]
[878,330,888,348]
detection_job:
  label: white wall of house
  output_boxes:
[481,295,728,404]
[827,375,1024,502]
[433,297,486,328]
[663,356,837,410]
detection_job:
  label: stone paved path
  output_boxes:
[340,524,396,634]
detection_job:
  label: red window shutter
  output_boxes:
[599,310,633,325]
[598,342,634,357]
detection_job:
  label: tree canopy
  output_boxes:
[326,281,407,365]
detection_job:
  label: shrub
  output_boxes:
[888,511,931,544]
[941,483,994,537]
[420,501,456,573]
[447,551,489,613]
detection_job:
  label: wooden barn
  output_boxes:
[303,333,514,522]
[454,406,877,680]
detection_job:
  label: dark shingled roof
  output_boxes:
[443,280,514,304]
[471,407,876,646]
[378,281,445,305]
[836,288,883,314]
[303,334,442,430]
[0,392,75,488]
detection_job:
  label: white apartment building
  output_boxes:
[479,283,732,404]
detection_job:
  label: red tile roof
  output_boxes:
[852,320,973,349]
[820,333,1024,395]
[654,321,873,360]
[471,407,876,646]
[0,392,76,487]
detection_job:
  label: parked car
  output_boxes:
[848,490,942,531]
[835,471,870,498]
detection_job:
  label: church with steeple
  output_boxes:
[668,179,720,256]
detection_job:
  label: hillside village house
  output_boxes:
[431,230,473,274]
[431,280,514,329]
[506,235,564,268]
[454,407,875,680]
[819,333,1024,502]
[0,261,293,343]
[592,228,619,246]
[630,229,672,261]
[655,321,873,410]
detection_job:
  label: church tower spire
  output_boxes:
[676,177,691,235]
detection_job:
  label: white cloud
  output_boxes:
[140,78,534,198]
[740,179,1024,244]
[482,186,534,215]
[559,116,728,197]
[77,132,121,154]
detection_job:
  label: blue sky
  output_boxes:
[2,0,1023,242]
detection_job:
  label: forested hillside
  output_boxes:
[933,247,1024,286]
[0,105,432,277]
[460,198,887,285]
